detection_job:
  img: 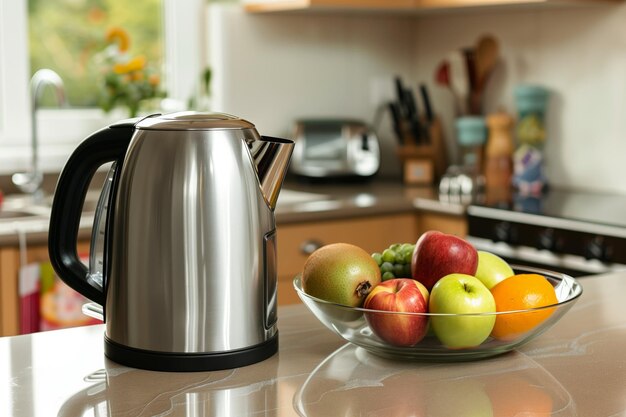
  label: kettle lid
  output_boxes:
[136,111,256,131]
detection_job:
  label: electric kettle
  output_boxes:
[48,112,294,372]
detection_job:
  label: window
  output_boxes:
[29,0,164,108]
[0,0,205,174]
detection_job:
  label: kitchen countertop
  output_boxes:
[277,181,465,223]
[0,181,465,245]
[2,272,625,416]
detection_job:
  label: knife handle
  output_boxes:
[405,88,419,118]
[420,83,434,122]
[388,102,403,144]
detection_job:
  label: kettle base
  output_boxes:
[104,333,278,372]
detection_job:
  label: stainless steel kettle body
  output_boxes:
[48,112,294,372]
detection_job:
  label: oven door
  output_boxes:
[467,206,626,278]
[466,236,621,277]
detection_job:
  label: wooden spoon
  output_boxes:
[475,35,499,90]
[471,35,499,114]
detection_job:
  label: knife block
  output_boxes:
[396,117,447,186]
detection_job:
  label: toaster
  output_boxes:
[290,119,380,180]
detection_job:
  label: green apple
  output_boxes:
[429,273,496,348]
[475,251,514,289]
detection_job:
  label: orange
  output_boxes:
[490,274,558,341]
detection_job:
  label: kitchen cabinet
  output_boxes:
[0,214,419,333]
[244,0,415,13]
[0,241,90,336]
[244,0,619,13]
[416,0,620,9]
[272,204,467,307]
[276,212,419,305]
[0,213,421,333]
[417,211,467,238]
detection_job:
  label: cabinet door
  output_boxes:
[276,213,418,305]
[417,212,467,238]
[0,247,20,336]
[0,241,90,336]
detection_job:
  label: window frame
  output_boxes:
[0,0,206,174]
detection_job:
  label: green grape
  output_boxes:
[380,262,394,274]
[400,243,414,254]
[382,271,395,281]
[382,249,396,263]
[373,243,416,280]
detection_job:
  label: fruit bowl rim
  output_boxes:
[292,265,583,317]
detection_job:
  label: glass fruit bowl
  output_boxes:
[293,266,582,361]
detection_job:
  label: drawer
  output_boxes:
[276,213,418,305]
[418,212,467,238]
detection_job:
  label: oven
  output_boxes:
[466,190,626,277]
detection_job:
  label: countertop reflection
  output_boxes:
[1,272,626,416]
[295,345,574,416]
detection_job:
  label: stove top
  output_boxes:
[466,188,626,273]
[470,188,626,232]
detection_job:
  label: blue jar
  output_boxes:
[456,116,487,170]
[513,85,550,193]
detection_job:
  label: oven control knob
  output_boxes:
[585,236,610,262]
[538,228,557,251]
[494,221,514,243]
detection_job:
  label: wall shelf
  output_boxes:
[244,0,414,13]
[243,0,621,14]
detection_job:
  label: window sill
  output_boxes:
[0,108,128,174]
[0,101,187,175]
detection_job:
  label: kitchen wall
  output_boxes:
[208,3,626,193]
[206,4,416,179]
[414,3,626,195]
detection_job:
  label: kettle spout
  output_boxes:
[252,136,294,210]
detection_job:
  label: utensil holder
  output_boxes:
[396,117,447,185]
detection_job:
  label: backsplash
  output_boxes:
[208,3,626,193]
[413,3,626,195]
[206,4,416,179]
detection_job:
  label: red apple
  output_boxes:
[411,230,478,290]
[363,279,429,347]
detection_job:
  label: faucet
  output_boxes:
[12,69,66,201]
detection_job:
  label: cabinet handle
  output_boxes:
[300,239,323,255]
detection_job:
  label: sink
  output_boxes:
[1,189,320,217]
[0,210,38,220]
[39,191,100,213]
[0,189,102,219]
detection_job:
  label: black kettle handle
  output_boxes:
[48,122,135,306]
